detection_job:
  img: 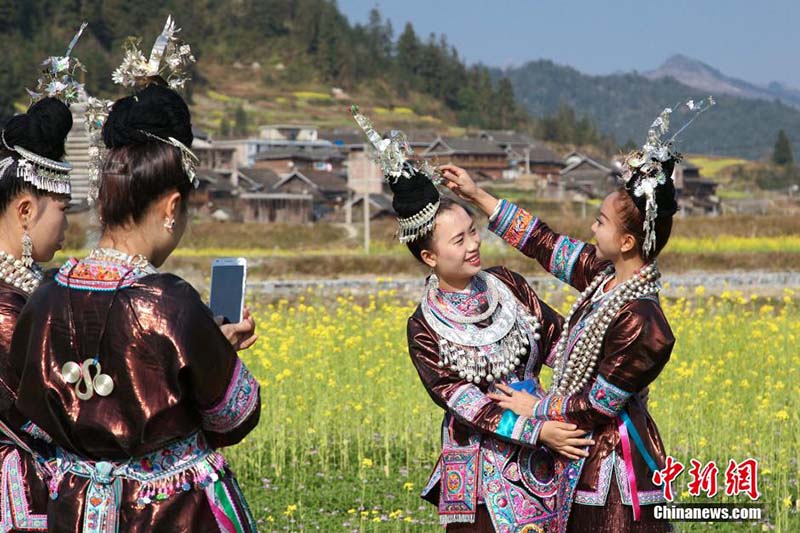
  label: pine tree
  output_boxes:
[396,23,421,90]
[220,117,231,138]
[233,105,249,137]
[773,130,794,166]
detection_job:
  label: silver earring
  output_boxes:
[21,229,33,267]
[164,217,175,232]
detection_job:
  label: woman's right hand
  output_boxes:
[219,307,258,351]
[539,421,594,460]
[439,164,500,217]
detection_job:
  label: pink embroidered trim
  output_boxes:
[201,358,259,433]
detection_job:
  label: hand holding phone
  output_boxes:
[220,306,258,351]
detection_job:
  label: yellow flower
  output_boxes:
[283,504,298,517]
[694,286,706,297]
[361,458,373,468]
[403,481,415,492]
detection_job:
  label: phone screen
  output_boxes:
[210,264,245,323]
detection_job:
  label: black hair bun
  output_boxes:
[389,164,440,218]
[2,97,73,160]
[103,84,193,149]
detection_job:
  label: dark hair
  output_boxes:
[615,186,675,259]
[406,197,472,263]
[0,97,73,213]
[98,83,194,228]
[98,142,192,228]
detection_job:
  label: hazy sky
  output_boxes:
[340,0,799,88]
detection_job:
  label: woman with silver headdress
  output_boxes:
[353,107,595,532]
[9,19,260,532]
[0,25,87,531]
[442,99,714,532]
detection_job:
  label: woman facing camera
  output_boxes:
[441,100,713,532]
[353,107,593,532]
[10,82,260,532]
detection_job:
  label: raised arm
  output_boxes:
[440,165,609,291]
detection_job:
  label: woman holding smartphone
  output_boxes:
[10,79,260,531]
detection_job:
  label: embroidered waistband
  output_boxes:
[51,431,227,533]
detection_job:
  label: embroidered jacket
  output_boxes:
[0,281,48,531]
[8,258,260,532]
[489,200,675,526]
[408,266,564,531]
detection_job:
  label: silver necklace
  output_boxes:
[550,262,661,395]
[60,249,155,401]
[422,272,542,384]
[0,251,42,294]
[88,247,157,273]
[426,271,500,324]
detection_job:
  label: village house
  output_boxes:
[672,161,720,215]
[480,130,564,181]
[560,152,620,198]
[252,145,346,174]
[421,136,508,180]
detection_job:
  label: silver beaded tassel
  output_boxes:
[17,160,72,195]
[550,263,661,395]
[437,312,541,384]
[398,200,439,243]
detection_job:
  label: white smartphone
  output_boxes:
[210,258,247,324]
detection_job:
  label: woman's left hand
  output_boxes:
[487,383,537,416]
[219,307,258,351]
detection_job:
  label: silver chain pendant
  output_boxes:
[61,358,114,400]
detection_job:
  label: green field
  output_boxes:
[224,288,799,532]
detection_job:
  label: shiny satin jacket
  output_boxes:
[409,266,564,531]
[489,200,675,528]
[9,258,261,532]
[0,281,48,531]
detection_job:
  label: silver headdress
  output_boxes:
[27,22,88,105]
[87,15,198,203]
[351,105,441,183]
[111,15,196,91]
[352,105,442,243]
[0,25,87,195]
[621,97,715,257]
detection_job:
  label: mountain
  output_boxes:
[645,54,800,109]
[499,60,800,159]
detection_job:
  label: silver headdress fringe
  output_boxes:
[27,22,88,105]
[85,97,113,204]
[621,97,715,257]
[397,200,439,243]
[1,145,74,195]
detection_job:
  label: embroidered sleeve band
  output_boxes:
[510,415,543,445]
[588,375,633,417]
[446,384,492,424]
[549,235,586,284]
[532,394,569,422]
[201,358,260,433]
[487,199,538,251]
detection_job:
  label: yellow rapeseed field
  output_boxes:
[227,286,799,532]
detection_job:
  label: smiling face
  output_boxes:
[419,204,482,286]
[590,191,639,262]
